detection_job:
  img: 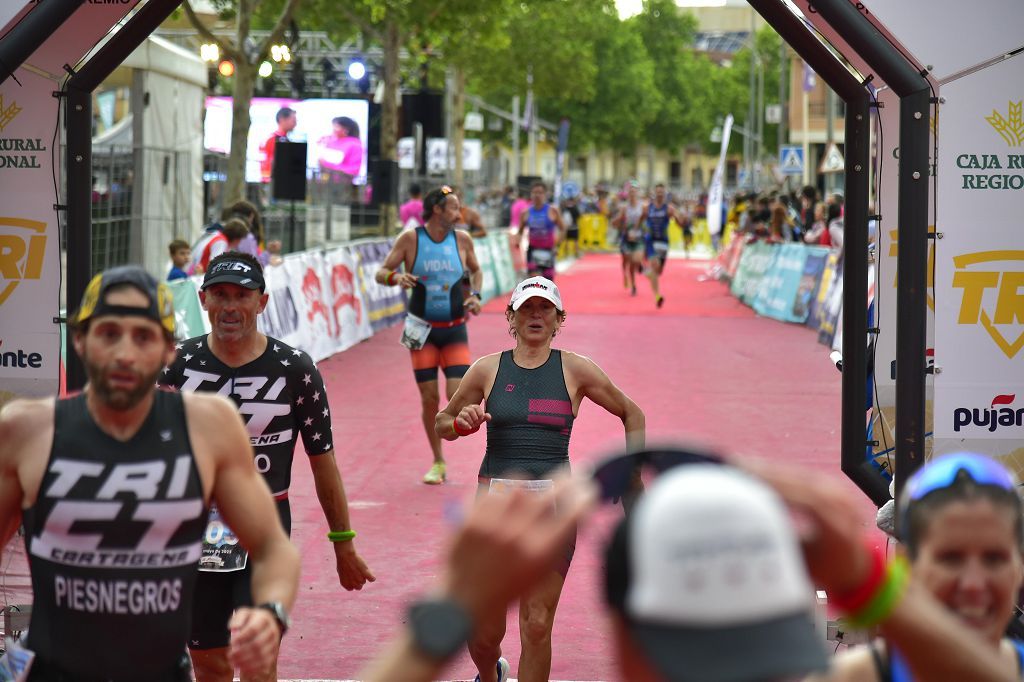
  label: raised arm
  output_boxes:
[375,230,417,288]
[435,354,499,440]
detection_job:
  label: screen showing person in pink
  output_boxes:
[318,116,364,177]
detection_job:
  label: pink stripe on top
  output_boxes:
[529,399,573,416]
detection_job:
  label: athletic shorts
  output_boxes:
[476,479,576,578]
[621,239,644,256]
[566,227,579,240]
[646,238,669,264]
[188,499,292,650]
[411,323,471,383]
[526,246,556,280]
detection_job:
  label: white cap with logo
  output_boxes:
[509,276,563,311]
[615,465,827,682]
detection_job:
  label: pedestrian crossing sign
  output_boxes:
[819,142,845,174]
[779,146,804,175]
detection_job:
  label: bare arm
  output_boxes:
[435,355,498,440]
[567,352,644,452]
[0,398,52,545]
[550,206,565,244]
[469,208,487,237]
[375,230,417,288]
[309,449,375,590]
[458,232,484,314]
[0,407,23,546]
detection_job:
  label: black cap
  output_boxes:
[72,265,175,336]
[201,255,265,292]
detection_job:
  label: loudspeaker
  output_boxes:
[370,159,399,207]
[272,141,307,201]
[401,92,444,138]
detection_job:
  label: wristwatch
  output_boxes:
[471,290,482,299]
[256,601,291,637]
[407,597,472,661]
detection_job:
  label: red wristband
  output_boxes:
[452,419,478,437]
[386,272,397,285]
[830,541,887,613]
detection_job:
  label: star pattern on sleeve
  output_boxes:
[312,390,321,402]
[183,353,193,362]
[199,360,206,366]
[296,396,304,405]
[292,349,302,357]
[280,359,290,367]
[303,417,313,426]
[303,374,312,385]
[312,432,322,441]
[175,343,183,350]
[322,407,329,418]
[273,343,280,353]
[195,341,203,348]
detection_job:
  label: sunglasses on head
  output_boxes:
[440,185,454,195]
[590,447,723,503]
[904,452,1016,502]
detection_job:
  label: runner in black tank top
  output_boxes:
[0,265,300,681]
[480,349,574,480]
[435,276,645,682]
[23,391,205,681]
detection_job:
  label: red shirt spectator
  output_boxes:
[259,107,297,183]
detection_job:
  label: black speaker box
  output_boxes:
[401,92,444,138]
[371,159,400,207]
[272,141,308,201]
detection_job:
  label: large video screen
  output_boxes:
[204,97,370,185]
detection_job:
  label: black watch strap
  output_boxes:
[256,601,290,637]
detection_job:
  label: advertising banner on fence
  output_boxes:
[0,3,140,399]
[475,234,497,303]
[753,244,826,323]
[934,56,1024,462]
[488,232,518,295]
[353,240,406,333]
[731,242,776,305]
[168,279,210,340]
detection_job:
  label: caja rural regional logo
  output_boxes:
[0,95,21,133]
[0,217,47,305]
[951,250,1024,359]
[954,394,1021,433]
[987,101,1024,146]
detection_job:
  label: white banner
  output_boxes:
[0,3,136,398]
[934,56,1024,457]
[706,114,733,237]
[426,138,482,172]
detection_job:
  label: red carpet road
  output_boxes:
[278,254,878,681]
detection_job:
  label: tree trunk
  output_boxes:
[225,60,256,205]
[452,65,466,187]
[378,19,401,236]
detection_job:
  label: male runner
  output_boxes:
[641,183,675,308]
[375,185,484,485]
[519,181,565,280]
[160,252,374,681]
[454,186,488,237]
[0,266,299,681]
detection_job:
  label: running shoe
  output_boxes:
[474,657,510,682]
[631,285,637,297]
[656,295,665,308]
[423,462,446,484]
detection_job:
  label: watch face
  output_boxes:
[410,599,471,660]
[259,602,290,633]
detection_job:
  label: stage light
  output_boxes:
[200,43,219,63]
[347,60,366,81]
[271,44,291,63]
[217,59,235,77]
[258,61,273,78]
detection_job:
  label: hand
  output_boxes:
[394,272,418,289]
[228,607,282,677]
[738,459,872,596]
[463,295,482,315]
[334,541,376,591]
[442,476,597,622]
[456,404,490,435]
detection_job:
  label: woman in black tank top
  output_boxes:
[434,276,645,682]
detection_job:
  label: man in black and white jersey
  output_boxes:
[160,252,375,682]
[0,265,299,681]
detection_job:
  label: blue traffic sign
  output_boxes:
[779,146,804,175]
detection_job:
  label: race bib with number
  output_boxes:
[488,478,555,495]
[400,313,432,350]
[531,249,554,268]
[199,506,248,573]
[653,240,669,254]
[627,228,643,241]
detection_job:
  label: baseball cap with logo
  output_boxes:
[509,276,563,312]
[72,265,176,337]
[201,255,265,292]
[604,465,827,682]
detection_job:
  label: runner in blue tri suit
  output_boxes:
[640,183,677,308]
[519,181,565,280]
[613,181,645,296]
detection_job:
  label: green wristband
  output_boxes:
[327,530,356,542]
[847,556,909,629]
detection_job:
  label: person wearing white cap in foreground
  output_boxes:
[435,275,646,682]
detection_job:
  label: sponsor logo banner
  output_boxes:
[935,56,1024,441]
[353,240,406,333]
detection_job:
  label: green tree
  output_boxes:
[183,0,303,205]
